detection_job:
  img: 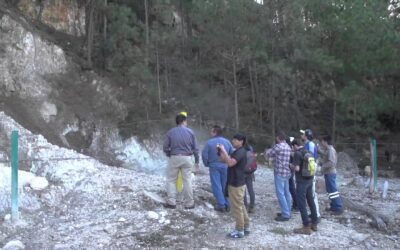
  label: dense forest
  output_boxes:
[8,0,400,145]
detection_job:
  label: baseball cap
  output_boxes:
[179,111,188,117]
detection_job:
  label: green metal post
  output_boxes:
[11,130,19,221]
[372,139,378,190]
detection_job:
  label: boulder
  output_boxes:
[337,152,359,176]
[3,240,25,250]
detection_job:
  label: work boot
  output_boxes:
[331,210,343,216]
[226,229,245,239]
[163,203,176,209]
[274,215,290,222]
[214,207,226,213]
[247,206,255,213]
[311,223,318,232]
[293,225,313,235]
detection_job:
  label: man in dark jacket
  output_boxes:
[291,139,319,235]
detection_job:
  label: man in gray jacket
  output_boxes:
[319,135,343,215]
[163,112,199,209]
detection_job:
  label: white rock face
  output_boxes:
[0,15,67,98]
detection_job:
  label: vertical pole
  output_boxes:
[11,130,19,221]
[369,139,374,194]
[372,139,378,190]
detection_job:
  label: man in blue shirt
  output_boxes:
[300,129,320,219]
[202,125,233,212]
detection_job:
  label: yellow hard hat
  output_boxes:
[179,111,188,117]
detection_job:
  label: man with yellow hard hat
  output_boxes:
[163,112,199,209]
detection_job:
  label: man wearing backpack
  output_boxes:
[266,131,292,222]
[291,139,319,235]
[300,129,321,219]
[320,135,344,215]
[202,125,234,212]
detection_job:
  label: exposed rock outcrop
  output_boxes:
[0,9,127,166]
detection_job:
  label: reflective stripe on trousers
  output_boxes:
[328,191,340,199]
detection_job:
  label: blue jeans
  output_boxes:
[209,166,229,209]
[274,174,292,218]
[296,180,318,226]
[324,173,343,212]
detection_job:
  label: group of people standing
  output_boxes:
[162,112,343,238]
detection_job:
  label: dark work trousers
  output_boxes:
[296,179,318,226]
[243,174,255,208]
[288,173,297,209]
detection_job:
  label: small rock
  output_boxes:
[3,240,25,249]
[351,232,368,242]
[147,211,159,220]
[204,202,214,209]
[364,166,371,176]
[4,214,11,221]
[143,190,166,204]
[350,176,365,188]
[30,177,49,191]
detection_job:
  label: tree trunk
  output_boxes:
[291,81,302,129]
[253,62,263,128]
[332,82,337,144]
[164,57,169,98]
[103,0,107,41]
[342,196,390,231]
[223,72,227,91]
[179,0,185,56]
[232,56,239,131]
[249,61,256,106]
[156,46,162,114]
[144,0,149,66]
[271,79,276,145]
[36,0,44,21]
[86,0,95,68]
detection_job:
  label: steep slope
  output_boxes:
[0,2,129,166]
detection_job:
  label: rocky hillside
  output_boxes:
[0,1,131,166]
